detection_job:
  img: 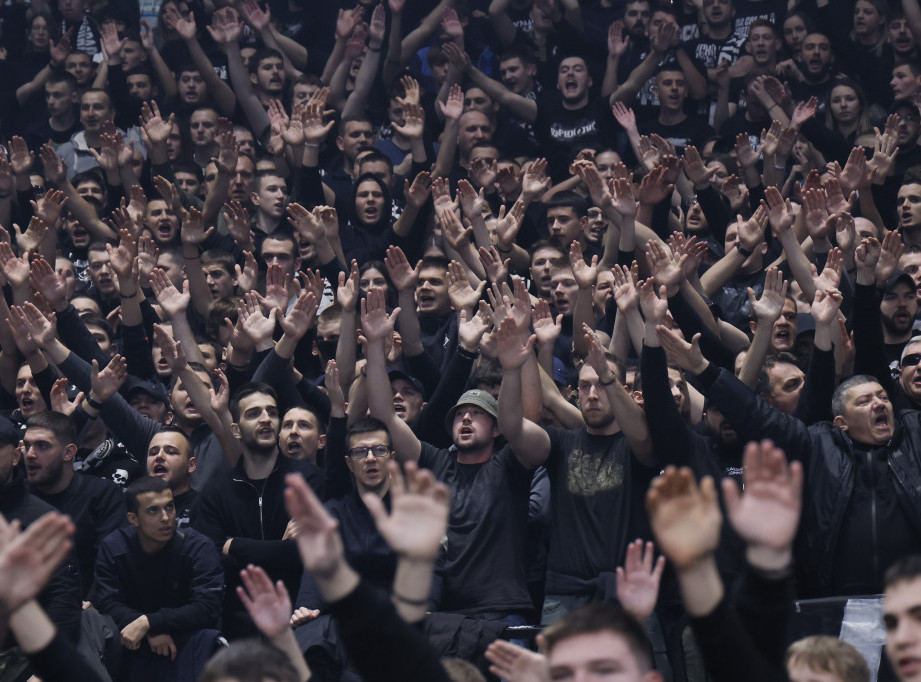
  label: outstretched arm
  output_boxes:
[362,289,421,462]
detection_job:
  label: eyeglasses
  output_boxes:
[903,353,921,368]
[347,444,390,460]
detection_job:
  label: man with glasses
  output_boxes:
[193,383,323,639]
[291,417,398,640]
[363,290,536,625]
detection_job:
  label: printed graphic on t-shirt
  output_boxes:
[567,448,624,495]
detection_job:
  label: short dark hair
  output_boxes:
[546,190,590,217]
[748,18,778,36]
[173,162,203,181]
[125,476,170,514]
[26,411,76,446]
[46,70,78,90]
[542,602,654,672]
[831,374,881,417]
[886,555,921,589]
[756,352,801,398]
[199,639,300,682]
[419,255,449,272]
[248,46,284,75]
[151,424,193,455]
[346,416,391,450]
[471,358,503,389]
[80,312,114,344]
[498,45,536,66]
[230,382,277,421]
[357,149,394,172]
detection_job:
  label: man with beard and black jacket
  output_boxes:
[660,317,921,598]
[0,414,82,676]
[193,383,324,639]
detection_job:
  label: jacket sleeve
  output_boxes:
[328,580,453,682]
[792,347,835,426]
[696,363,813,462]
[58,352,161,461]
[413,347,476,447]
[324,416,353,500]
[91,536,145,629]
[27,628,109,682]
[853,283,898,395]
[55,305,109,367]
[120,322,156,381]
[145,534,224,636]
[93,482,129,558]
[641,344,693,465]
[669,293,738,372]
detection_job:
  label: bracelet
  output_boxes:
[392,592,429,607]
[87,395,104,410]
[599,375,617,386]
[773,155,786,171]
[457,345,478,360]
[737,245,754,258]
[120,289,138,298]
[304,143,320,149]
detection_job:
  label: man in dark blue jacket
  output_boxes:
[91,476,223,682]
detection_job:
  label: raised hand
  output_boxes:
[791,96,818,128]
[150,268,190,319]
[876,230,904,284]
[531,299,562,347]
[384,246,419,293]
[180,206,214,246]
[749,265,787,323]
[495,315,536,370]
[0,511,75,614]
[152,324,187,374]
[14,217,48,256]
[446,260,485,312]
[50,378,83,416]
[682,146,717,188]
[638,279,669,326]
[238,292,276,348]
[493,199,526,249]
[656,327,707,374]
[90,354,128,402]
[403,171,432,211]
[645,240,685,295]
[0,242,30,289]
[30,189,67,227]
[611,263,639,312]
[478,246,510,285]
[29,257,68,311]
[616,539,666,623]
[364,460,450,560]
[360,287,399,343]
[722,440,803,568]
[810,287,842,326]
[284,472,346,580]
[237,564,293,640]
[485,640,550,682]
[457,305,490,352]
[569,240,598,290]
[647,467,722,570]
[9,136,34,177]
[278,291,318,341]
[438,84,464,121]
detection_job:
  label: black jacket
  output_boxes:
[697,363,921,597]
[0,472,82,642]
[193,453,323,638]
[91,526,223,635]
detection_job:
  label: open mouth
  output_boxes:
[152,462,169,475]
[286,440,301,454]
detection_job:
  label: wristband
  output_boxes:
[87,395,104,410]
[737,245,753,258]
[120,289,138,298]
[457,345,478,360]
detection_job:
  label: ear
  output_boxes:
[749,319,758,334]
[833,414,848,431]
[250,72,258,87]
[250,191,260,206]
[526,63,537,77]
[231,423,241,440]
[63,444,77,463]
[632,390,644,406]
[127,512,139,529]
[651,83,659,97]
[187,455,197,474]
[336,136,345,152]
[317,433,327,451]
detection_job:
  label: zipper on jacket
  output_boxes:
[867,450,879,584]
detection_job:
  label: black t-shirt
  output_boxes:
[689,31,748,70]
[733,0,786,38]
[534,94,618,181]
[542,427,658,593]
[637,115,715,155]
[419,442,533,615]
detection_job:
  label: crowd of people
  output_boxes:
[5,0,921,679]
